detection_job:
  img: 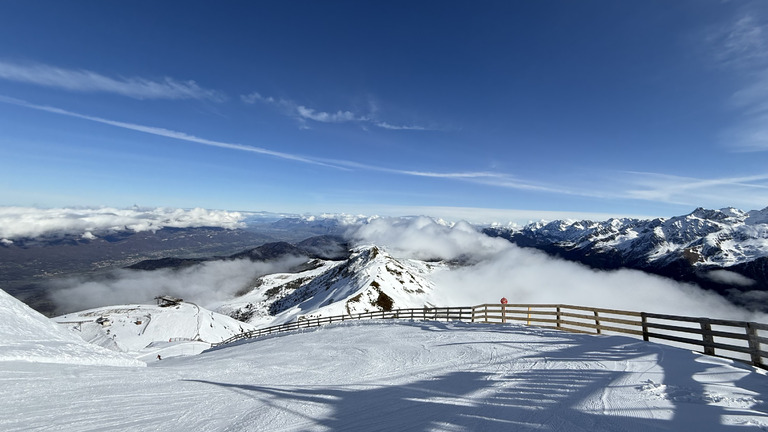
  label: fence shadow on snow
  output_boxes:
[213,304,768,370]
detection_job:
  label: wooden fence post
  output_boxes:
[641,312,649,341]
[594,311,601,335]
[747,322,763,367]
[700,319,715,356]
[556,306,562,329]
[502,304,506,323]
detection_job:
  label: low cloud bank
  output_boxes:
[349,216,509,261]
[350,217,768,322]
[48,256,307,315]
[0,206,245,241]
[41,215,768,322]
[705,270,756,287]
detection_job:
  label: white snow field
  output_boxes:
[53,302,256,361]
[4,318,768,431]
[0,289,141,367]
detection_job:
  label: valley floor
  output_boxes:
[4,320,768,431]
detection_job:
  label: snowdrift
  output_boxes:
[0,289,142,367]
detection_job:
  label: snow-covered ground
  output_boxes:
[0,289,141,367]
[4,286,768,431]
[4,319,768,431]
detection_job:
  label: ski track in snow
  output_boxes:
[4,320,768,431]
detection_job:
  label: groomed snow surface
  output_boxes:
[4,319,768,431]
[0,289,141,367]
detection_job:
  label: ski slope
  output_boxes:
[4,319,768,431]
[0,288,141,367]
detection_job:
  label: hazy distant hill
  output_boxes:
[0,217,353,316]
[0,227,274,314]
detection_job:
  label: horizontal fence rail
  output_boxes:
[213,304,767,369]
[214,307,474,346]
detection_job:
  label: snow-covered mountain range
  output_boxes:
[490,207,768,267]
[484,207,768,307]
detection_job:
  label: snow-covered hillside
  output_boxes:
[0,288,141,367]
[4,319,768,431]
[54,301,255,360]
[217,245,446,327]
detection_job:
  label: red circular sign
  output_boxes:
[500,297,508,304]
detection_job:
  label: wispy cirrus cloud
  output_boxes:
[622,171,768,209]
[0,94,584,197]
[374,121,428,131]
[710,14,768,69]
[413,171,569,194]
[241,91,431,131]
[320,158,575,194]
[0,95,331,167]
[296,106,364,123]
[240,92,282,105]
[16,93,765,208]
[0,60,225,101]
[706,6,768,151]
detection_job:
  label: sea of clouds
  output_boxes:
[349,217,768,322]
[18,208,767,323]
[48,256,307,315]
[0,206,245,242]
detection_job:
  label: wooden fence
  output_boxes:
[213,304,768,369]
[214,307,473,346]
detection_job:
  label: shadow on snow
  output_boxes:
[194,321,768,431]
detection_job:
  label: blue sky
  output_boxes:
[1,1,767,223]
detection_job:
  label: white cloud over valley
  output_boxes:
[32,214,768,323]
[705,270,757,287]
[350,216,509,261]
[0,206,245,240]
[48,256,308,314]
[350,217,768,322]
